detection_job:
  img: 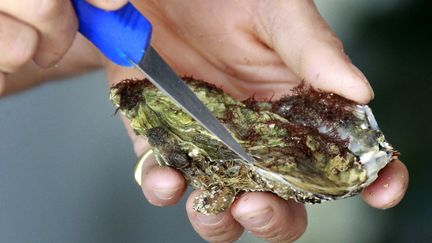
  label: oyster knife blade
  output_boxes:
[135,47,254,164]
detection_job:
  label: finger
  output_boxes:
[0,0,78,67]
[362,159,409,209]
[117,113,187,206]
[86,0,129,10]
[186,190,244,243]
[231,192,307,243]
[255,0,373,104]
[0,13,38,72]
[0,34,103,98]
[139,154,186,206]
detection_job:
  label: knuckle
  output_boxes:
[202,229,236,243]
[252,228,280,242]
[196,221,240,242]
[31,0,63,22]
[202,225,230,238]
[0,19,37,71]
[9,29,38,68]
[252,221,306,243]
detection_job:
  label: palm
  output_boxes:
[131,0,300,99]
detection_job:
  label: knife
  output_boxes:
[71,0,253,163]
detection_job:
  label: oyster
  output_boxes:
[110,78,396,215]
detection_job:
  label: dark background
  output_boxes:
[348,0,432,241]
[0,0,430,242]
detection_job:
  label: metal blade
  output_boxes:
[134,47,253,163]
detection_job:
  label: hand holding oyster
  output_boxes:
[110,78,397,215]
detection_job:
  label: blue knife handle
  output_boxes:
[71,0,152,66]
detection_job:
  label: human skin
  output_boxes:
[0,0,408,242]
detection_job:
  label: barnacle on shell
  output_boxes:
[110,78,397,215]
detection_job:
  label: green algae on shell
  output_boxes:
[110,78,396,215]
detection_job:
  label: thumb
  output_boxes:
[256,0,373,104]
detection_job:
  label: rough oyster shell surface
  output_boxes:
[110,78,396,215]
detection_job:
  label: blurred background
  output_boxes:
[0,0,430,242]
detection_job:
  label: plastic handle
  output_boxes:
[71,0,152,66]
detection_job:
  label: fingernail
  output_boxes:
[238,207,273,228]
[350,63,375,100]
[196,213,225,226]
[134,149,154,186]
[152,187,177,200]
[350,64,368,83]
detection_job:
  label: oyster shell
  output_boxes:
[110,78,396,215]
